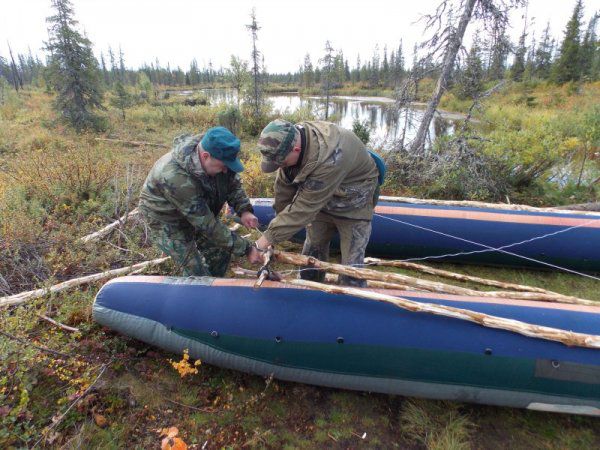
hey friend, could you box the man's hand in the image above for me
[240,211,259,229]
[247,245,264,264]
[255,235,271,251]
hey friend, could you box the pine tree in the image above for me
[552,0,584,84]
[45,0,104,130]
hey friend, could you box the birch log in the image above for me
[275,251,596,306]
[80,208,140,243]
[0,257,170,308]
[286,279,600,349]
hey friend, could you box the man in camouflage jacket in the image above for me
[254,119,379,286]
[139,127,262,277]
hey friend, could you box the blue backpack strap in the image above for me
[367,149,386,186]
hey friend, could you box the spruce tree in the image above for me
[45,0,104,130]
[580,13,598,80]
[487,22,510,80]
[458,40,484,99]
[552,0,584,84]
[320,40,334,119]
[534,23,555,79]
[511,29,527,81]
[302,53,314,88]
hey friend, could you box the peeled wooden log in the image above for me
[0,257,170,308]
[286,279,600,349]
[275,251,595,306]
[378,196,600,216]
[80,208,140,243]
[232,267,419,291]
[363,257,586,303]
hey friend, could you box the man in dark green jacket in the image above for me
[254,119,379,286]
[139,127,262,276]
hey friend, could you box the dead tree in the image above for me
[246,8,263,123]
[409,0,525,153]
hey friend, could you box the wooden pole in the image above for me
[363,257,588,304]
[285,279,600,349]
[232,266,418,291]
[0,257,170,308]
[275,251,596,306]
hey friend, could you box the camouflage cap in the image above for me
[256,119,296,173]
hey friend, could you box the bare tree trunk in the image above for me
[7,41,23,91]
[410,0,478,153]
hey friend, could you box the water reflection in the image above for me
[176,88,455,149]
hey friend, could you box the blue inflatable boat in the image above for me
[94,276,600,415]
[249,198,600,273]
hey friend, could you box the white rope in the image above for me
[372,213,600,282]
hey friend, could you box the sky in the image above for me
[0,0,594,73]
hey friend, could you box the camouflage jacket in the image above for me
[263,121,379,245]
[139,133,253,257]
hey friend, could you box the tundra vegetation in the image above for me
[0,0,599,447]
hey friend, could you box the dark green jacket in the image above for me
[139,133,252,257]
[263,121,379,244]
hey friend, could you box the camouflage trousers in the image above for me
[300,213,372,287]
[145,219,231,277]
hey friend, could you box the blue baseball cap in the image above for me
[200,127,244,173]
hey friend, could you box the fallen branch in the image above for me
[95,137,169,148]
[80,208,140,243]
[37,314,80,333]
[275,251,595,306]
[0,257,170,308]
[284,279,600,349]
[363,257,587,303]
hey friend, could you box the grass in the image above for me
[0,84,599,448]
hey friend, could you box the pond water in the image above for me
[172,88,456,149]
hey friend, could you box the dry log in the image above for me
[80,208,140,243]
[275,251,596,306]
[363,257,586,303]
[0,257,170,308]
[95,137,169,148]
[285,279,600,349]
[231,267,418,290]
[378,196,600,216]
